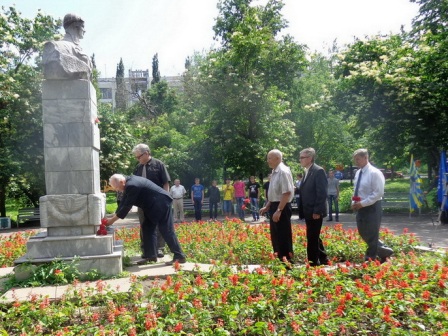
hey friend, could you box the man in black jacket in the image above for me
[133,143,170,258]
[298,147,329,267]
[105,174,186,265]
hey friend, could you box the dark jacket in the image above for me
[133,157,170,188]
[298,163,328,219]
[116,175,172,220]
[208,186,221,203]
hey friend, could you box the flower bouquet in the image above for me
[351,196,361,214]
[241,198,255,211]
[97,218,109,235]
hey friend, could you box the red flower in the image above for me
[101,218,108,225]
[241,205,247,210]
[352,196,361,202]
[174,322,183,332]
[97,224,108,235]
[244,198,251,204]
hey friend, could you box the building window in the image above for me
[100,88,112,99]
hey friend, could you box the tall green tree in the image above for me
[151,53,161,84]
[0,6,60,215]
[115,58,126,110]
[184,0,307,178]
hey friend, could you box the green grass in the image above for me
[105,192,119,214]
[338,177,437,213]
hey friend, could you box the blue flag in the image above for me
[438,150,448,211]
[409,155,424,212]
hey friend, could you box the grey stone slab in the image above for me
[42,80,95,100]
[44,123,94,148]
[40,194,105,229]
[44,147,70,171]
[24,234,114,258]
[48,226,96,236]
[93,123,100,150]
[43,123,70,147]
[45,171,97,194]
[42,99,92,124]
[68,122,94,147]
[66,147,95,171]
[44,147,97,172]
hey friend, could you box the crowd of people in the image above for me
[104,144,394,267]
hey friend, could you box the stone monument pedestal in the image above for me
[15,80,123,277]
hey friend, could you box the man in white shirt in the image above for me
[352,149,393,262]
[259,149,295,266]
[170,179,187,222]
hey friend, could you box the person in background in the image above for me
[233,177,246,220]
[352,148,394,263]
[170,179,186,223]
[208,180,221,220]
[247,176,261,222]
[263,174,271,221]
[222,178,235,217]
[259,150,295,266]
[327,170,340,222]
[133,143,170,258]
[298,147,329,267]
[294,173,303,210]
[191,178,205,221]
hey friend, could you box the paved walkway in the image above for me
[1,209,447,304]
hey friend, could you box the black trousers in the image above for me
[304,216,328,266]
[269,202,293,262]
[141,200,185,260]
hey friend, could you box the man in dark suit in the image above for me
[298,147,329,266]
[105,174,186,266]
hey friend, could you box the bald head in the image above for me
[267,149,283,169]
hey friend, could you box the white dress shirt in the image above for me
[354,163,385,207]
[170,185,186,199]
[268,162,294,202]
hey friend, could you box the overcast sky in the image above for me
[5,0,420,77]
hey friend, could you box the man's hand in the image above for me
[351,202,363,211]
[312,213,321,220]
[259,206,268,215]
[272,211,281,222]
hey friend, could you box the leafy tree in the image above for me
[0,6,60,215]
[183,0,307,179]
[98,104,135,180]
[115,58,126,110]
[290,52,358,173]
[151,53,161,84]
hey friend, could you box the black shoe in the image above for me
[327,219,333,222]
[320,259,330,266]
[335,217,339,221]
[136,257,157,265]
[165,258,187,265]
[157,249,165,258]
